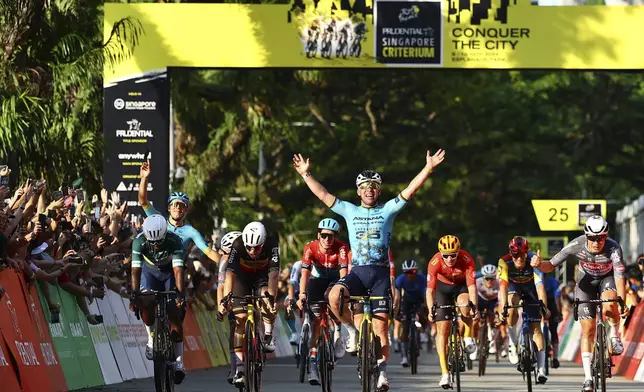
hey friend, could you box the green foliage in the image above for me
[0,0,141,195]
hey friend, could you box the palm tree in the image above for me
[0,0,142,193]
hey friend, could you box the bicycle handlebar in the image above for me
[217,291,274,319]
[430,301,475,320]
[502,300,547,319]
[573,297,626,322]
[338,288,390,317]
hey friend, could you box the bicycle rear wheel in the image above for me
[454,334,462,392]
[523,341,533,392]
[299,324,309,383]
[319,329,329,392]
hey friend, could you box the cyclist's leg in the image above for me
[323,279,346,357]
[575,272,599,385]
[370,266,392,388]
[138,266,164,357]
[599,274,623,354]
[486,300,498,352]
[257,274,277,352]
[505,285,521,364]
[456,285,475,354]
[166,269,187,381]
[329,270,366,352]
[231,275,251,383]
[434,281,456,384]
[548,301,560,365]
[398,298,411,364]
[306,277,329,377]
[524,288,546,379]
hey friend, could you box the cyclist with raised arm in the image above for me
[139,159,220,264]
[497,236,550,384]
[216,230,242,385]
[533,216,629,392]
[297,217,349,385]
[286,259,303,345]
[426,235,478,389]
[218,221,279,389]
[292,148,445,392]
[473,264,500,359]
[130,214,188,384]
[395,259,427,367]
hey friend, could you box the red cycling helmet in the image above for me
[509,236,529,253]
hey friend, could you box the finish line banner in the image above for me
[104,0,644,81]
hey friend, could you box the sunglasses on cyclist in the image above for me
[484,277,495,281]
[245,244,263,252]
[319,232,335,240]
[586,235,606,243]
[170,202,187,209]
[404,270,417,275]
[358,182,381,190]
[441,252,458,259]
[510,252,526,258]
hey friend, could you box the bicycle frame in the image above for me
[432,300,473,392]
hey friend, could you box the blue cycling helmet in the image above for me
[318,218,340,232]
[168,191,190,206]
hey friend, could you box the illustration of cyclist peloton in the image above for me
[304,18,367,59]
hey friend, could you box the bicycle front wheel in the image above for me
[244,321,255,392]
[360,321,370,392]
[597,324,607,392]
[153,316,174,392]
[410,324,418,374]
[478,322,488,377]
[320,332,332,392]
[543,323,550,376]
[299,324,309,383]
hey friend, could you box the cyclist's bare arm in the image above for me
[268,271,278,299]
[292,154,336,208]
[138,159,151,208]
[224,271,236,298]
[132,267,142,292]
[339,266,347,279]
[299,268,311,295]
[174,266,185,294]
[536,283,548,309]
[400,149,445,200]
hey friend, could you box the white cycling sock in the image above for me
[609,322,619,339]
[487,327,495,343]
[536,349,546,371]
[145,325,153,346]
[581,352,593,381]
[264,322,273,335]
[508,328,518,347]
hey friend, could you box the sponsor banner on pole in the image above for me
[107,291,148,379]
[97,292,135,381]
[616,303,644,376]
[103,70,170,217]
[182,308,211,371]
[87,301,123,385]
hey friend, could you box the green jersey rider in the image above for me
[130,214,188,384]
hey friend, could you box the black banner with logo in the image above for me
[103,71,169,217]
[375,0,443,66]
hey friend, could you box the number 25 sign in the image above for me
[531,200,606,232]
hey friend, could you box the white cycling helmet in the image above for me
[584,215,608,236]
[142,214,168,242]
[220,231,242,253]
[318,218,340,232]
[242,221,267,247]
[356,170,382,187]
[402,259,418,271]
[481,264,497,278]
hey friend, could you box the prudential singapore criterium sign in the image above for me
[375,0,443,66]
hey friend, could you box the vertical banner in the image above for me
[87,301,123,385]
[103,70,170,217]
[97,293,135,381]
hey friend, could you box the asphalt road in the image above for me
[84,351,642,392]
